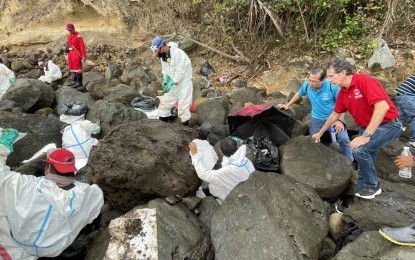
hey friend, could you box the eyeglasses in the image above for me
[308,79,320,84]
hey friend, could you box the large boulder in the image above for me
[228,87,263,106]
[56,87,96,115]
[85,100,146,137]
[195,99,227,126]
[0,111,64,168]
[87,120,200,211]
[343,179,415,229]
[2,78,54,112]
[211,172,328,259]
[103,84,141,106]
[368,39,396,70]
[279,136,353,200]
[104,199,213,259]
[333,231,415,259]
[120,63,152,85]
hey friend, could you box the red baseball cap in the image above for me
[66,23,75,30]
[45,148,77,173]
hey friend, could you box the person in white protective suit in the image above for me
[150,36,193,126]
[38,60,62,84]
[0,62,16,98]
[0,129,104,260]
[189,137,255,204]
[61,120,100,170]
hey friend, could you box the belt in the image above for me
[381,118,399,125]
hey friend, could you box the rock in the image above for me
[20,68,43,79]
[282,79,302,96]
[195,98,227,126]
[56,87,95,115]
[0,111,64,168]
[329,213,344,242]
[2,78,54,112]
[261,61,310,93]
[120,63,152,85]
[343,179,415,229]
[103,84,141,106]
[279,136,353,200]
[211,172,328,259]
[85,100,146,137]
[332,230,415,259]
[0,100,22,112]
[11,59,26,72]
[368,39,396,70]
[86,79,115,100]
[87,119,200,211]
[83,72,105,87]
[100,210,124,227]
[85,227,111,260]
[197,196,220,229]
[104,62,121,80]
[34,107,54,116]
[228,87,263,106]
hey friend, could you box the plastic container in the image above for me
[329,126,337,144]
[399,147,412,178]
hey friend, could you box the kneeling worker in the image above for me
[189,137,255,204]
[0,129,104,259]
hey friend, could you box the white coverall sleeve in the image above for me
[171,52,187,84]
[1,64,15,79]
[191,153,227,187]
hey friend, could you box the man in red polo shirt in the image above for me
[312,59,402,199]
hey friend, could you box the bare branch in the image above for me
[256,0,284,37]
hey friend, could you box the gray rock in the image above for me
[103,84,141,106]
[228,87,263,106]
[20,68,43,79]
[195,98,226,126]
[87,119,200,211]
[83,72,105,87]
[86,100,146,137]
[11,59,26,72]
[197,196,220,229]
[85,227,111,260]
[86,79,115,100]
[332,231,415,259]
[104,63,121,80]
[279,136,353,200]
[211,172,328,259]
[0,111,64,168]
[283,79,303,96]
[2,78,54,112]
[56,87,95,115]
[120,63,152,85]
[368,39,396,70]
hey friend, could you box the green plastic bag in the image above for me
[162,74,174,93]
[0,128,19,152]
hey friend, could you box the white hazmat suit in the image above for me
[0,145,104,259]
[0,63,15,98]
[38,60,62,83]
[190,141,255,204]
[158,42,193,122]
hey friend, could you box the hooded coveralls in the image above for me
[38,60,62,83]
[67,32,86,73]
[0,146,103,259]
[158,42,193,122]
[0,63,15,98]
[191,144,255,204]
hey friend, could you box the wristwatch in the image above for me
[362,130,372,137]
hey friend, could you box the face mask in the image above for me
[157,52,169,62]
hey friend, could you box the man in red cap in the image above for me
[0,131,103,259]
[66,23,86,90]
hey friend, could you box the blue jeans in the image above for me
[309,117,354,160]
[397,94,415,142]
[354,119,403,192]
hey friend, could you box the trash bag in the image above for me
[246,136,280,172]
[62,101,88,116]
[131,96,155,111]
[162,74,174,93]
[199,60,215,76]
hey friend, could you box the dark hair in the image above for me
[310,67,326,81]
[327,59,353,76]
[44,164,75,177]
[220,137,238,157]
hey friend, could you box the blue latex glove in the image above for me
[9,78,16,84]
[162,74,174,93]
[0,128,19,152]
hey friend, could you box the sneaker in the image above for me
[355,184,382,199]
[409,141,415,148]
[379,223,415,246]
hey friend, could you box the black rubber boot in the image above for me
[67,73,77,86]
[72,73,83,89]
[159,117,170,122]
[182,120,189,126]
[379,220,415,246]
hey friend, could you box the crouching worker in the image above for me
[38,60,62,84]
[189,137,255,204]
[0,129,104,259]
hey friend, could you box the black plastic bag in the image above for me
[246,136,280,172]
[131,96,155,111]
[199,60,215,76]
[62,101,88,116]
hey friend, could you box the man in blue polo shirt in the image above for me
[396,74,415,148]
[278,67,353,160]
